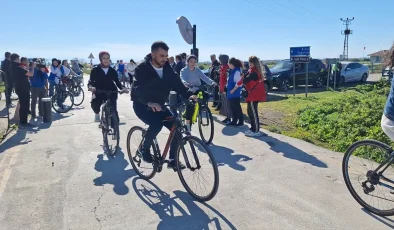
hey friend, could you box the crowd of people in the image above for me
[0,52,84,128]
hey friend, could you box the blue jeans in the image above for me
[48,80,55,97]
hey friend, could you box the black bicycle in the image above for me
[95,90,124,156]
[67,74,84,106]
[342,139,394,216]
[52,78,74,113]
[126,100,219,202]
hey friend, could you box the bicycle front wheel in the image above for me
[176,135,219,202]
[126,126,156,180]
[103,111,120,156]
[342,139,394,216]
[198,107,214,144]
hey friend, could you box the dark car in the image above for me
[243,61,273,94]
[270,59,327,91]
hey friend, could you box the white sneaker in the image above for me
[245,130,253,135]
[94,113,100,122]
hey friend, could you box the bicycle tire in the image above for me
[176,135,219,202]
[126,126,157,180]
[198,107,214,144]
[52,91,74,113]
[342,139,394,216]
[72,86,85,106]
[104,112,120,156]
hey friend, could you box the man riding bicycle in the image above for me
[180,54,217,131]
[131,41,196,169]
[88,51,128,122]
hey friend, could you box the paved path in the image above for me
[0,79,393,230]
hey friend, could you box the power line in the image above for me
[270,0,313,19]
[287,0,337,23]
[243,0,307,23]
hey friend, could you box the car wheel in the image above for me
[340,76,346,86]
[361,73,368,83]
[313,77,324,88]
[279,78,290,92]
[264,82,270,94]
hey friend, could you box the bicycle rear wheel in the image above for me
[126,126,156,180]
[103,111,120,156]
[342,139,394,216]
[198,107,214,144]
[176,135,219,202]
[72,86,84,106]
[52,91,74,113]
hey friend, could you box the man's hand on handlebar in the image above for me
[189,95,197,102]
[88,87,96,92]
[148,102,162,112]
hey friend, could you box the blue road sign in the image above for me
[290,46,310,57]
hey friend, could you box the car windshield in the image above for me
[271,60,293,70]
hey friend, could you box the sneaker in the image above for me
[167,160,186,171]
[246,131,263,137]
[245,130,253,135]
[236,122,244,126]
[221,118,231,123]
[138,148,153,163]
[94,113,100,122]
[226,122,237,126]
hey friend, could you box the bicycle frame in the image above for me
[369,151,394,189]
[149,111,201,172]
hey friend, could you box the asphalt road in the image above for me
[0,77,393,230]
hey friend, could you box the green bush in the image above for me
[294,80,392,157]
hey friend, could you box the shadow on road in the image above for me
[93,149,136,195]
[361,208,394,229]
[208,143,252,171]
[0,129,32,154]
[132,177,236,230]
[213,114,327,168]
[261,135,328,168]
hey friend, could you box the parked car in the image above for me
[271,59,327,91]
[331,62,369,85]
[243,61,273,94]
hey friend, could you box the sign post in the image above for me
[290,46,311,97]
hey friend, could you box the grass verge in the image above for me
[211,81,391,157]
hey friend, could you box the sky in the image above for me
[1,0,394,63]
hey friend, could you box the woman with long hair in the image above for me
[381,43,394,141]
[243,56,266,137]
[218,54,232,123]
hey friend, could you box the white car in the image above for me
[334,62,369,84]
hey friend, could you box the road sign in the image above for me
[88,53,95,59]
[290,46,310,57]
[290,56,310,62]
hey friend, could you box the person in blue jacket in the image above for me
[30,64,48,118]
[226,57,244,126]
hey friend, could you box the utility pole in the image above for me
[340,17,354,61]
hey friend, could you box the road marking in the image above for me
[0,146,20,198]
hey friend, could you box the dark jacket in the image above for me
[88,66,123,98]
[1,59,12,85]
[175,61,185,76]
[209,60,220,82]
[11,62,29,91]
[132,54,193,105]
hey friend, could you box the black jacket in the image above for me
[88,66,123,96]
[1,59,12,84]
[132,54,193,105]
[209,60,220,82]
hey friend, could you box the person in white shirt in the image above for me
[127,59,137,85]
